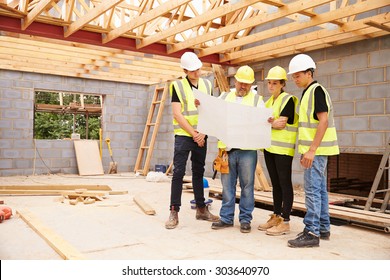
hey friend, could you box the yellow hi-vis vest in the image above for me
[170,77,212,137]
[217,90,264,150]
[298,83,339,156]
[265,92,298,157]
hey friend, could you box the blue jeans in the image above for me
[303,155,330,236]
[220,149,257,224]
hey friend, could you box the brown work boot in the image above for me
[266,221,290,236]
[165,207,179,229]
[196,205,219,222]
[258,214,282,231]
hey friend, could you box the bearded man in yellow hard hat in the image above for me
[211,65,265,233]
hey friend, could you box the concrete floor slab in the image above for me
[0,173,389,262]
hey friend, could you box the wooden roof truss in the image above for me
[0,0,388,84]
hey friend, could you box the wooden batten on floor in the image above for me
[0,185,112,191]
[17,208,86,260]
[0,184,113,196]
[133,195,156,215]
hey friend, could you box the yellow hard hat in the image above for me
[234,65,255,84]
[265,66,288,81]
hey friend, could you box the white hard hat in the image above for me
[180,52,202,71]
[288,54,316,75]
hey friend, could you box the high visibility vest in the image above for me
[217,90,264,150]
[298,83,339,155]
[170,78,212,137]
[265,92,298,157]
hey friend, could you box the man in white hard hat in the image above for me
[287,54,339,248]
[165,52,219,229]
[211,65,264,233]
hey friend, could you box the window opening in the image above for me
[34,90,102,140]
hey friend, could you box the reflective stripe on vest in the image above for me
[171,78,211,136]
[298,83,339,155]
[264,92,298,156]
[217,91,264,150]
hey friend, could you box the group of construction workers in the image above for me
[165,51,339,249]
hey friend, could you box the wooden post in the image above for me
[256,163,272,192]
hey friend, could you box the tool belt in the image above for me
[212,149,229,179]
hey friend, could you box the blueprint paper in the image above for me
[194,89,272,149]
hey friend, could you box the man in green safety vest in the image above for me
[165,52,219,229]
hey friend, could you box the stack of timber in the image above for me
[0,184,120,196]
[209,183,390,233]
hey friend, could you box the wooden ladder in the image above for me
[134,83,169,175]
[364,138,390,212]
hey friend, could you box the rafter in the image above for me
[168,0,333,55]
[230,13,390,64]
[21,0,52,30]
[201,0,389,59]
[365,20,390,33]
[0,0,387,81]
[64,0,123,37]
[102,0,191,44]
[138,0,262,50]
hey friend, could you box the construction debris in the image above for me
[16,208,86,260]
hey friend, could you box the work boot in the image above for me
[165,207,179,229]
[211,220,233,230]
[258,214,282,231]
[287,229,319,248]
[196,205,219,222]
[320,231,331,240]
[266,221,290,236]
[240,223,251,233]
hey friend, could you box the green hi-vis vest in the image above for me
[170,77,212,137]
[217,90,264,150]
[298,83,339,156]
[264,92,298,157]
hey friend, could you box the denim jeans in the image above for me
[303,155,330,236]
[170,135,207,211]
[220,149,257,224]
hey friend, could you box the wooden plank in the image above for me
[74,140,104,176]
[0,190,79,196]
[212,64,230,93]
[165,162,173,175]
[256,163,272,192]
[209,184,390,230]
[133,196,156,215]
[254,172,262,191]
[17,208,86,260]
[0,185,112,191]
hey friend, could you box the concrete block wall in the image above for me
[1,36,388,181]
[0,70,151,176]
[255,35,390,186]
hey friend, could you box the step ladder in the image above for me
[134,83,169,175]
[364,138,390,212]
